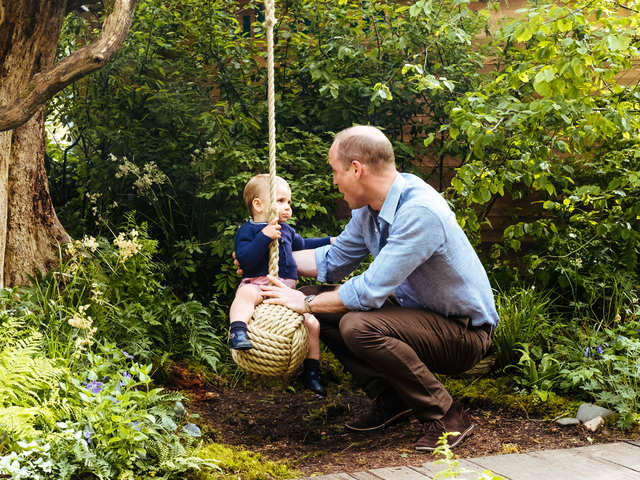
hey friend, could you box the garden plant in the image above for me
[0,0,639,477]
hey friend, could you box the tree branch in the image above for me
[0,0,139,132]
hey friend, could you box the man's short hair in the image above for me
[242,173,286,216]
[333,125,395,172]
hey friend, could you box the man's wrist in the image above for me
[304,294,316,314]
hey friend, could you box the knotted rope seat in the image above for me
[231,0,309,377]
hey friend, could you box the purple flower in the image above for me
[584,347,590,357]
[122,350,134,360]
[596,344,604,355]
[130,420,141,431]
[83,425,93,441]
[86,380,103,394]
[122,371,132,380]
[115,381,122,395]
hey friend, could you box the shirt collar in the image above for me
[377,173,404,225]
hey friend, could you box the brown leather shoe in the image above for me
[345,390,413,432]
[414,402,474,451]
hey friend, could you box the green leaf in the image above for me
[515,25,533,42]
[423,132,435,148]
[557,17,573,32]
[607,34,630,52]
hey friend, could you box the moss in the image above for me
[442,376,582,418]
[192,442,299,480]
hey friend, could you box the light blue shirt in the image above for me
[315,173,499,328]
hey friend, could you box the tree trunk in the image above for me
[0,0,70,286]
[0,0,137,286]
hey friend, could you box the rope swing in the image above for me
[231,0,310,376]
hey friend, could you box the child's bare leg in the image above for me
[303,313,321,360]
[229,285,262,350]
[229,284,263,325]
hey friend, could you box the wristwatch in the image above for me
[304,294,316,314]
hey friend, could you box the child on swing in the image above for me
[229,174,331,396]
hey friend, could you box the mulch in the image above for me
[170,365,639,477]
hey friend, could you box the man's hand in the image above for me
[232,251,243,276]
[261,275,306,314]
[262,219,281,240]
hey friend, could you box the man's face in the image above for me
[329,143,364,209]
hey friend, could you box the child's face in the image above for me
[252,180,293,223]
[274,181,292,223]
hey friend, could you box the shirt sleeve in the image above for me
[291,233,331,250]
[316,211,370,283]
[235,225,273,272]
[338,205,446,310]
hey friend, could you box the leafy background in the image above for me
[3,0,639,477]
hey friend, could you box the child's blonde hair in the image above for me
[242,174,287,216]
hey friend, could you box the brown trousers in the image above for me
[303,286,492,420]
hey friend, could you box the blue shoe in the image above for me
[229,329,252,350]
[302,367,326,397]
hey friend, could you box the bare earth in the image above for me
[175,367,639,477]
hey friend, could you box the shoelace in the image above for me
[423,418,447,438]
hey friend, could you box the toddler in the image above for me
[229,174,331,396]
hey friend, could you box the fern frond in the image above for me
[0,406,41,439]
[171,301,224,371]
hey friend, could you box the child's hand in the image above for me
[262,219,281,240]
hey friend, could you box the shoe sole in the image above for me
[229,344,252,350]
[345,408,413,432]
[414,423,475,452]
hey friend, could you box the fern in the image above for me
[0,331,62,407]
[0,406,41,440]
[171,301,224,371]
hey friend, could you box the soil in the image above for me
[172,366,639,478]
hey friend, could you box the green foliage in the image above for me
[493,286,554,368]
[443,377,581,419]
[431,432,503,479]
[192,443,297,480]
[581,332,640,428]
[0,320,218,479]
[10,223,224,371]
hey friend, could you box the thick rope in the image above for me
[264,0,279,277]
[230,1,309,377]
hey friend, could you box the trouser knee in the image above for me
[339,312,375,354]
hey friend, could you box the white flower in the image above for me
[114,232,141,261]
[81,235,99,252]
[68,311,92,330]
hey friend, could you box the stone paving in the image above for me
[305,441,640,480]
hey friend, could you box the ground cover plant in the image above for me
[2,0,639,476]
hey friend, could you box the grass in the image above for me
[443,376,582,419]
[193,443,299,480]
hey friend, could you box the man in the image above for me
[260,125,499,451]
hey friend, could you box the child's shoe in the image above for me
[228,327,252,350]
[302,359,326,397]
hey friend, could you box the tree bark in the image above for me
[0,0,137,286]
[0,0,139,132]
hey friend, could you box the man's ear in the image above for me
[351,160,364,177]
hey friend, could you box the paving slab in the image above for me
[574,442,640,472]
[528,444,640,479]
[299,442,640,480]
[412,459,493,479]
[307,474,358,480]
[368,466,430,480]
